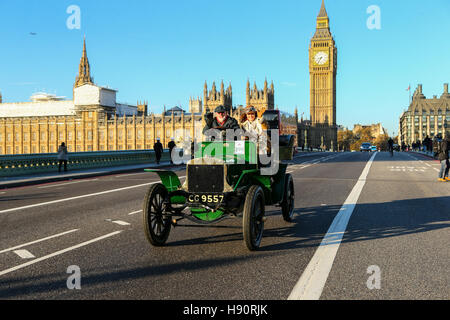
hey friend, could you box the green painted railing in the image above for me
[0,150,173,177]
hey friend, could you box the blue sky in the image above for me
[0,0,449,136]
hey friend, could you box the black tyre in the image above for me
[281,174,295,222]
[243,185,265,251]
[143,183,171,246]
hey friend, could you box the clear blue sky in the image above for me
[1,0,449,136]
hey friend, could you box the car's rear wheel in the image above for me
[281,174,295,222]
[143,183,171,246]
[243,185,265,251]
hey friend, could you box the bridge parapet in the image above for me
[0,150,172,178]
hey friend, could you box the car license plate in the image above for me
[188,194,224,204]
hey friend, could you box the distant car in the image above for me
[393,144,400,152]
[360,143,372,152]
[370,146,377,152]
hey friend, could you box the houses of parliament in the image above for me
[0,0,337,155]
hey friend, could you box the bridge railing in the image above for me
[0,150,174,178]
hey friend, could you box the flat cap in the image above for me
[214,105,227,113]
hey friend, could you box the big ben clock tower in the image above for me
[309,0,337,150]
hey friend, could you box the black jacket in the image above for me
[153,142,164,155]
[202,114,240,136]
[168,141,176,151]
[437,139,449,161]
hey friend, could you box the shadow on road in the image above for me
[0,196,448,299]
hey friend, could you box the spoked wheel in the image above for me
[243,185,265,251]
[281,174,295,222]
[143,183,171,246]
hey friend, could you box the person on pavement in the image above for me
[153,138,164,165]
[168,137,176,164]
[436,134,449,182]
[57,142,69,172]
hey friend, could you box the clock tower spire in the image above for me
[309,0,338,150]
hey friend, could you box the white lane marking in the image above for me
[115,173,145,178]
[38,179,98,189]
[0,192,5,194]
[0,231,122,277]
[0,177,186,215]
[0,229,79,254]
[111,220,131,226]
[288,152,377,300]
[128,210,142,216]
[13,249,36,259]
[289,153,346,171]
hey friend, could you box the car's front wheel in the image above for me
[243,185,265,251]
[143,183,171,246]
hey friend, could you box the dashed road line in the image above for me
[128,210,142,216]
[13,249,35,259]
[109,220,131,226]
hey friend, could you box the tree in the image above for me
[338,130,355,151]
[374,134,390,151]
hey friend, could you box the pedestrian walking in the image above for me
[153,138,164,165]
[435,134,449,182]
[168,137,176,164]
[57,142,69,172]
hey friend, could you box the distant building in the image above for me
[308,0,338,151]
[399,84,450,146]
[353,123,387,138]
[0,38,204,154]
[0,38,286,155]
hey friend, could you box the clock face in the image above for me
[314,51,329,65]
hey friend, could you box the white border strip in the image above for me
[0,229,79,254]
[0,176,186,216]
[0,231,121,277]
[288,152,377,300]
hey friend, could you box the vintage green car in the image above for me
[143,139,295,251]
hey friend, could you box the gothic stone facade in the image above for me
[0,39,285,155]
[399,84,450,147]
